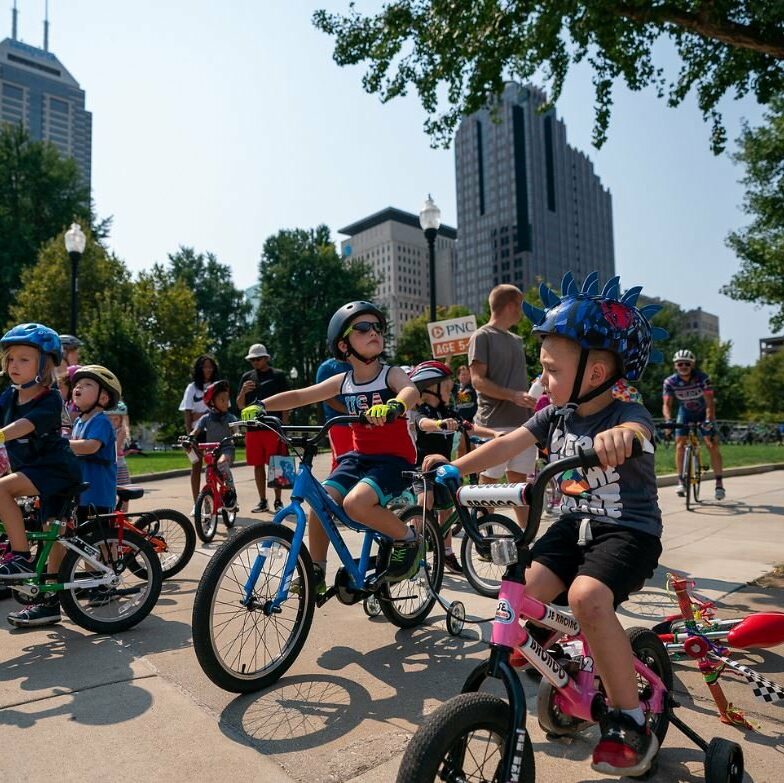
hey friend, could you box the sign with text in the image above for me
[427,315,477,358]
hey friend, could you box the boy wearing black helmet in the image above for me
[424,273,667,778]
[256,301,422,590]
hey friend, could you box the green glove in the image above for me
[241,403,266,421]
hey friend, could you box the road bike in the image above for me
[2,483,162,633]
[179,435,240,542]
[396,446,744,783]
[191,414,444,693]
[664,420,710,510]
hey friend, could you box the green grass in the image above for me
[654,443,783,475]
[127,448,247,476]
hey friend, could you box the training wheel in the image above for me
[363,594,381,618]
[704,737,744,783]
[447,601,466,636]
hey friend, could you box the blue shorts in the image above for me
[675,409,711,437]
[324,452,414,506]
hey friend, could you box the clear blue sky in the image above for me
[10,1,778,365]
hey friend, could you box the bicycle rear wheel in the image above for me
[192,523,315,693]
[396,692,533,783]
[58,529,162,633]
[380,507,444,628]
[462,513,520,598]
[134,508,196,579]
[194,489,219,542]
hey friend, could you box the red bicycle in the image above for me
[180,436,239,543]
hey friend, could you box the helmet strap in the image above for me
[343,336,381,365]
[568,348,622,407]
[14,377,41,390]
[422,387,446,406]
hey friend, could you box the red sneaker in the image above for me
[591,710,658,776]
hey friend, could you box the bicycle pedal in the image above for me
[316,586,336,608]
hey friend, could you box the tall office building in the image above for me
[1,7,92,186]
[454,82,614,314]
[339,207,457,352]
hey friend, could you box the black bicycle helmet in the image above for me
[326,301,386,360]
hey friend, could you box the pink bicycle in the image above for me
[397,446,743,783]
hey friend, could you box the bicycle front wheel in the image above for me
[396,692,533,783]
[58,529,162,634]
[381,506,444,628]
[683,445,693,511]
[691,448,702,503]
[462,513,520,598]
[134,508,196,579]
[192,523,315,693]
[194,489,219,542]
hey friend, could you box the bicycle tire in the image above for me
[222,508,237,528]
[134,508,196,579]
[380,506,444,628]
[692,448,702,503]
[627,626,672,748]
[683,445,693,511]
[58,528,162,633]
[194,488,219,543]
[192,523,315,693]
[461,513,521,598]
[396,692,534,783]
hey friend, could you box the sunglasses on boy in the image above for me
[343,321,384,337]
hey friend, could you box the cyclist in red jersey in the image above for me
[254,302,422,592]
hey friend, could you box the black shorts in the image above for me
[531,516,662,607]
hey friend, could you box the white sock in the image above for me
[621,706,645,727]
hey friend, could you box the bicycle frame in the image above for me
[237,417,390,611]
[194,441,231,511]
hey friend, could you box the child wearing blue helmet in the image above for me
[0,324,82,585]
[424,273,667,777]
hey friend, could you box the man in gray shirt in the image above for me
[468,285,538,525]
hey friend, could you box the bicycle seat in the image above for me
[117,485,145,502]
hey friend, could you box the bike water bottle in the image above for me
[0,431,10,476]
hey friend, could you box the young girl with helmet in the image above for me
[408,360,497,574]
[190,380,239,510]
[106,400,132,501]
[254,301,422,591]
[423,272,668,778]
[0,324,82,588]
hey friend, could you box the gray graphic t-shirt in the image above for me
[524,400,662,537]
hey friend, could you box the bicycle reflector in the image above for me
[491,538,518,566]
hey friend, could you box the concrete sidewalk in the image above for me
[1,464,783,781]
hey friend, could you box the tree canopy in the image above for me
[257,225,377,387]
[313,1,784,151]
[0,124,91,326]
[723,94,784,332]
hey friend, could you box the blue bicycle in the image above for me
[191,415,445,693]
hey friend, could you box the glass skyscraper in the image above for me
[454,82,614,314]
[0,36,92,187]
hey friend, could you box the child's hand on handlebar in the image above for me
[422,454,450,472]
[593,426,645,468]
[437,418,459,432]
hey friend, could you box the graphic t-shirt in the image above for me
[662,370,712,415]
[178,382,209,416]
[452,383,478,422]
[409,401,462,465]
[524,401,661,537]
[71,412,117,508]
[338,365,416,463]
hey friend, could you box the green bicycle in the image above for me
[1,483,162,633]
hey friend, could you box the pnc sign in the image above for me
[427,315,477,358]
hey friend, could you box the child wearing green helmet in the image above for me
[423,273,668,778]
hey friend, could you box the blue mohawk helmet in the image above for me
[523,272,668,406]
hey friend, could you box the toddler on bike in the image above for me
[408,360,496,574]
[0,325,82,589]
[253,301,422,590]
[191,380,239,510]
[424,272,666,777]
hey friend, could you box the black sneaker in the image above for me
[443,552,463,575]
[0,553,35,580]
[8,599,61,627]
[222,489,238,511]
[251,500,269,514]
[273,499,284,512]
[592,709,658,776]
[385,534,424,582]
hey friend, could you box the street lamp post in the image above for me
[64,222,86,335]
[419,195,442,323]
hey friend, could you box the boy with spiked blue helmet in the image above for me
[423,272,668,777]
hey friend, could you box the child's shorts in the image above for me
[324,453,414,506]
[531,516,662,607]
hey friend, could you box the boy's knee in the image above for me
[342,493,368,520]
[568,581,614,625]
